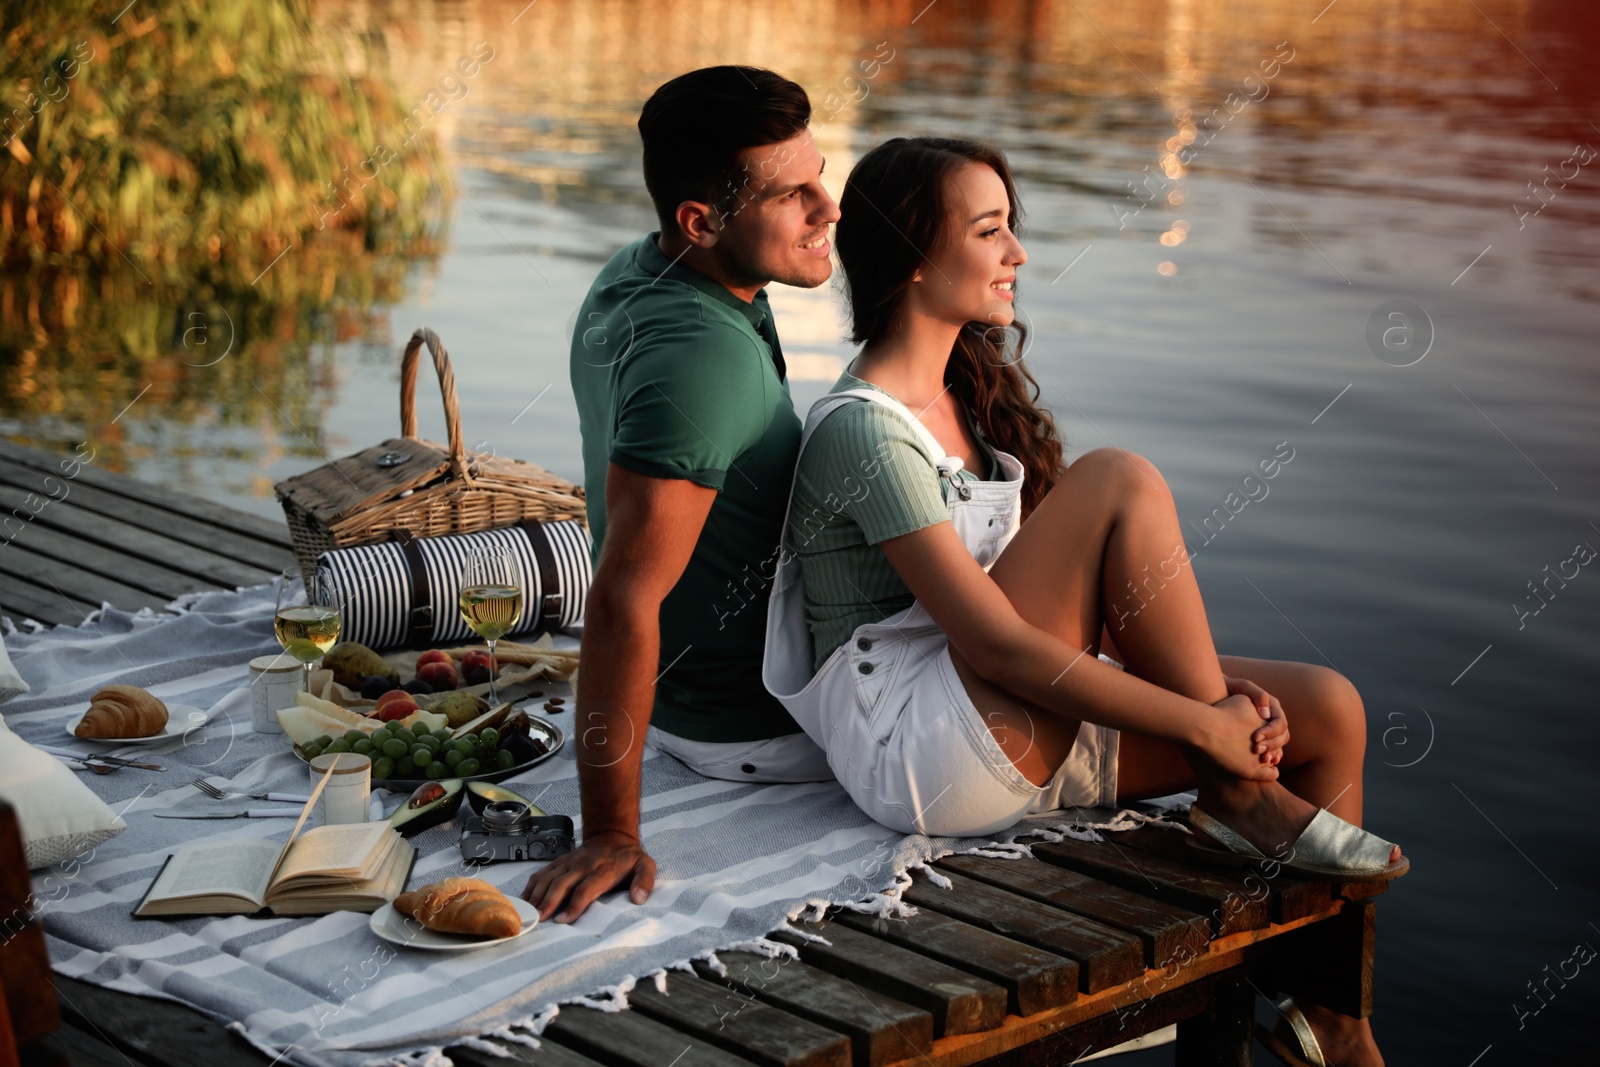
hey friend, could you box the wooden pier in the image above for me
[8,812,1385,1067]
[0,438,294,628]
[0,439,1386,1066]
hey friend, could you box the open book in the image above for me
[135,768,415,918]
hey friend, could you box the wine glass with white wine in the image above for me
[275,566,342,693]
[459,546,522,706]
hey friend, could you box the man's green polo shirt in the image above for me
[570,232,802,743]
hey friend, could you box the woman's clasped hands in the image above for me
[1203,676,1289,781]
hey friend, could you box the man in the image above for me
[522,67,841,923]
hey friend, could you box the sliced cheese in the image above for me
[402,709,448,732]
[293,691,370,726]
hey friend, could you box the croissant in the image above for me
[75,685,168,739]
[394,878,521,939]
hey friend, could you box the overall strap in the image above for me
[775,389,964,555]
[805,388,960,473]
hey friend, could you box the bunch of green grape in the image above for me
[301,725,517,781]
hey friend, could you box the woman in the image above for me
[762,137,1405,1066]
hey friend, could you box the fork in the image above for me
[190,777,311,804]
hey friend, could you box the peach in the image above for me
[376,700,418,722]
[375,689,414,712]
[417,660,458,689]
[417,649,452,669]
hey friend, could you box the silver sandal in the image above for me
[1255,996,1326,1067]
[1185,804,1409,882]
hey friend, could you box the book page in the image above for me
[274,823,393,885]
[270,839,415,916]
[146,839,282,905]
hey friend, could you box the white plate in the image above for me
[63,704,209,745]
[368,896,539,952]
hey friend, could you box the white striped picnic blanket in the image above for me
[1,584,1182,1067]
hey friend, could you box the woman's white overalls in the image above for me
[762,389,1121,837]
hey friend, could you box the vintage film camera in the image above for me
[460,800,574,864]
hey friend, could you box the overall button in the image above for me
[856,637,874,651]
[858,661,875,675]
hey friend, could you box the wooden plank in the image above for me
[902,870,1143,995]
[1031,839,1268,937]
[1271,898,1376,1018]
[20,1023,131,1067]
[1107,825,1332,924]
[770,919,1006,1037]
[0,486,279,591]
[0,575,95,628]
[1174,972,1253,1066]
[0,539,171,615]
[935,855,1210,969]
[697,950,933,1067]
[0,440,292,548]
[628,970,849,1067]
[0,465,294,572]
[944,982,1207,1067]
[881,902,1347,1067]
[0,517,221,600]
[544,1004,760,1067]
[448,1037,610,1067]
[832,910,1077,1017]
[48,975,273,1067]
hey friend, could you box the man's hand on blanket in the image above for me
[1224,676,1287,765]
[520,829,656,923]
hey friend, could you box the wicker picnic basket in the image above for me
[274,327,586,576]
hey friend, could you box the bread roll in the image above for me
[394,877,521,939]
[75,685,168,739]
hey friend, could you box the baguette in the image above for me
[394,877,521,939]
[75,685,168,739]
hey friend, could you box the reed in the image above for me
[0,0,449,288]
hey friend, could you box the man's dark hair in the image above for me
[638,66,810,235]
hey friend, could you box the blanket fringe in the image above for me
[452,1036,513,1058]
[564,973,636,1013]
[522,1005,559,1037]
[718,936,799,960]
[775,917,832,945]
[365,1046,451,1067]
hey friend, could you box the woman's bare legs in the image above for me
[947,447,1325,852]
[1118,656,1385,1066]
[945,446,1389,1065]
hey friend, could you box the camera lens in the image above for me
[481,800,534,833]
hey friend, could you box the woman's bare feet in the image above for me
[1293,1001,1385,1067]
[1195,777,1404,866]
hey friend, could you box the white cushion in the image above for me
[0,631,26,703]
[0,716,125,868]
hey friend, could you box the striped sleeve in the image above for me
[805,401,949,545]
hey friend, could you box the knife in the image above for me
[154,808,305,819]
[36,744,164,771]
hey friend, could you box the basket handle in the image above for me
[399,327,468,476]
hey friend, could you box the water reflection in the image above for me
[3,0,1599,1060]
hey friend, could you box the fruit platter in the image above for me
[274,639,575,791]
[319,642,579,709]
[282,692,564,791]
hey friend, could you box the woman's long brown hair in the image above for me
[834,137,1065,516]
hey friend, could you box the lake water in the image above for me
[6,0,1599,1059]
